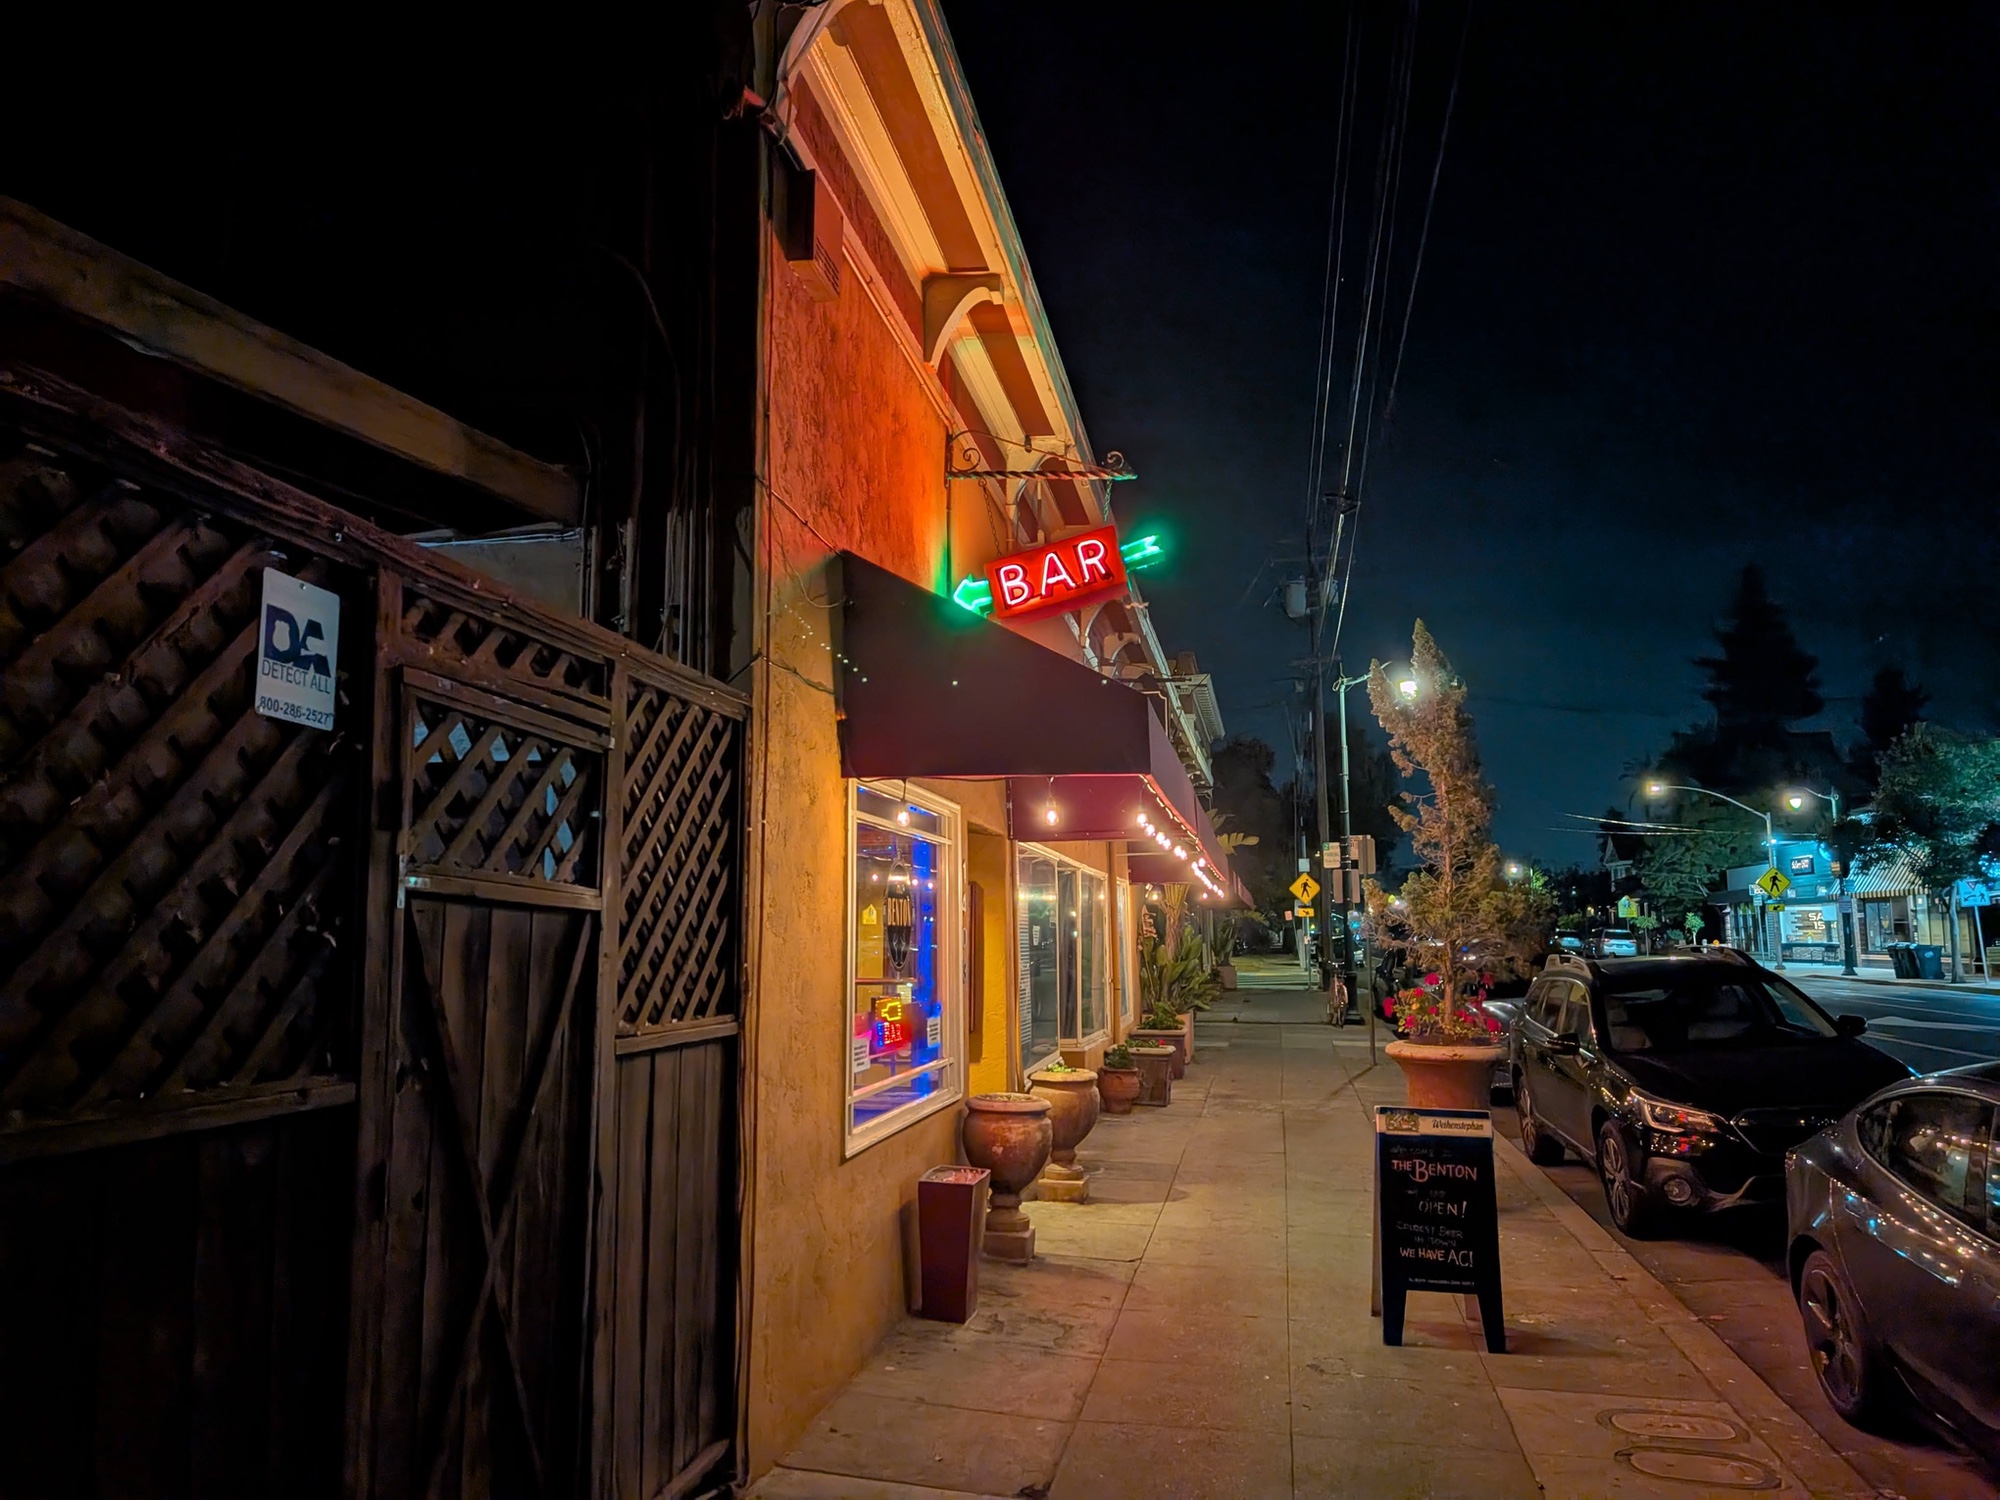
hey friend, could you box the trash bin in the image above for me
[917,1166,989,1323]
[1886,942,1916,978]
[1914,944,1945,980]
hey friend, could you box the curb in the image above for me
[1491,1130,1882,1500]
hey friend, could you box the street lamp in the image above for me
[1396,674,1418,699]
[1646,781,1784,969]
[1505,861,1524,880]
[1786,786,1855,976]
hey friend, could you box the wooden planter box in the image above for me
[1129,1045,1174,1106]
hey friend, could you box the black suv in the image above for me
[1511,952,1909,1235]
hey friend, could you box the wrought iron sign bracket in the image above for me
[945,430,1136,484]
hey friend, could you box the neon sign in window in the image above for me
[849,784,961,1151]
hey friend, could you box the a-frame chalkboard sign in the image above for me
[1372,1106,1506,1353]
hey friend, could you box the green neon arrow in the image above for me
[952,575,994,615]
[1120,534,1164,569]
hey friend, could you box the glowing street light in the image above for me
[1644,778,1785,969]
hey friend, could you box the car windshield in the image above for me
[1600,969,1839,1053]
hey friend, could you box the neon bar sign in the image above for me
[952,531,1164,618]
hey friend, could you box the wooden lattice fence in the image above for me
[0,367,747,1500]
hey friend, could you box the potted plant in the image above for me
[1367,624,1553,1112]
[960,1093,1052,1262]
[1214,916,1240,991]
[1133,1001,1189,1079]
[1097,1043,1142,1114]
[1135,924,1219,1075]
[1126,1041,1175,1106]
[1028,1062,1101,1199]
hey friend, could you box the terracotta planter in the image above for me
[1218,964,1238,991]
[1179,1010,1196,1065]
[1385,1041,1507,1111]
[1028,1068,1101,1175]
[1097,1065,1141,1115]
[1129,1043,1174,1106]
[1133,1027,1186,1079]
[961,1093,1053,1261]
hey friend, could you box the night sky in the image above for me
[944,2,1998,863]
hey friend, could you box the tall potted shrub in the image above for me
[1368,623,1552,1109]
[1213,916,1240,991]
[1135,930,1218,1076]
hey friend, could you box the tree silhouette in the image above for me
[1694,564,1823,733]
[1208,736,1292,922]
[1849,665,1929,787]
[1661,565,1838,798]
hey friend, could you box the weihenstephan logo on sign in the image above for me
[256,568,340,730]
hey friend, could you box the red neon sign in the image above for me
[983,524,1129,621]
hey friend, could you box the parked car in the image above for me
[1478,976,1533,1100]
[1785,1063,2000,1470]
[1511,952,1909,1235]
[1596,929,1640,957]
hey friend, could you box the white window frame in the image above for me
[1116,876,1136,1028]
[845,780,965,1157]
[1018,842,1112,1052]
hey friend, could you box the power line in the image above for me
[1383,0,1473,425]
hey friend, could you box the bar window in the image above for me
[1017,845,1110,1054]
[848,782,962,1153]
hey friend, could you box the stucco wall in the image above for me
[747,68,1125,1474]
[746,168,969,1467]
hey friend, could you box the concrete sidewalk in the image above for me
[755,1016,1880,1498]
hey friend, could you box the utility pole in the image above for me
[1311,649,1333,996]
[1304,490,1360,1006]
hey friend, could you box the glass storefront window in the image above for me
[1018,854,1060,1068]
[848,782,961,1152]
[1017,845,1109,1052]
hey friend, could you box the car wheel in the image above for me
[1798,1249,1879,1424]
[1517,1077,1565,1165]
[1597,1120,1655,1237]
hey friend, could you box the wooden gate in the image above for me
[0,368,747,1500]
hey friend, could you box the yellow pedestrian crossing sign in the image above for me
[1289,872,1321,905]
[1755,867,1791,900]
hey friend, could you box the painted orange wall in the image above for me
[744,90,1014,1474]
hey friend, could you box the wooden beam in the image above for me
[0,196,580,525]
[0,1078,356,1164]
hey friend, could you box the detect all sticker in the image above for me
[256,568,340,730]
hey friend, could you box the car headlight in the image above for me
[1632,1092,1723,1136]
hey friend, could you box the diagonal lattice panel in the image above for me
[616,674,740,1033]
[0,430,359,1124]
[399,589,606,707]
[406,696,601,888]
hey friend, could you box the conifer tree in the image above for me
[1694,564,1823,734]
[1849,665,1929,786]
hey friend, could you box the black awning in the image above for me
[834,552,1230,892]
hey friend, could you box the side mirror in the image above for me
[1835,1014,1867,1038]
[1547,1033,1581,1057]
